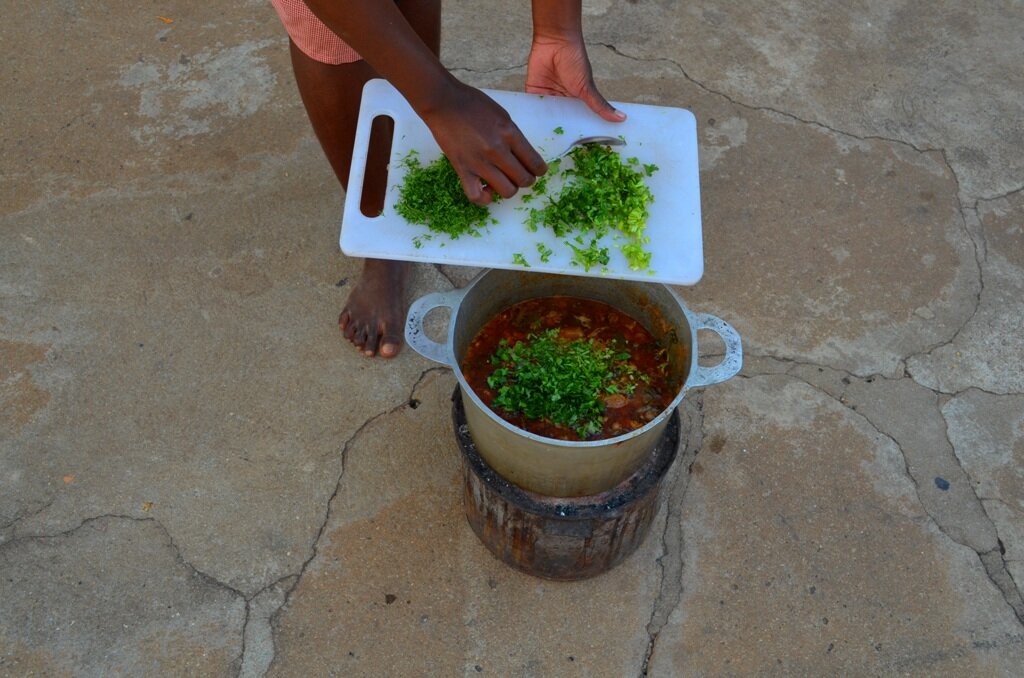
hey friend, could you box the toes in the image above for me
[353,325,370,350]
[363,328,384,358]
[343,320,365,348]
[338,304,404,359]
[378,334,402,359]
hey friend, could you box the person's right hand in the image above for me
[417,81,548,205]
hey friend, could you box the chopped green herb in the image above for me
[554,126,565,135]
[486,329,645,438]
[512,252,530,267]
[522,143,657,271]
[536,242,553,263]
[395,151,492,240]
[530,179,546,197]
[566,238,610,271]
[620,241,652,270]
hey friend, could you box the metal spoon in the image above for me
[551,135,625,161]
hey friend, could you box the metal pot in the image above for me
[406,269,741,497]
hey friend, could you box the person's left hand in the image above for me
[526,36,626,123]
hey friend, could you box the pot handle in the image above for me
[688,313,743,389]
[404,288,464,365]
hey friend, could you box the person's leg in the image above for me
[289,46,407,358]
[287,0,441,358]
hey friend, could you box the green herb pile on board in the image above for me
[394,151,492,244]
[486,329,648,438]
[525,143,658,271]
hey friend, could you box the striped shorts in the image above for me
[269,0,362,65]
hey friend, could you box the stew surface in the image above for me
[461,296,678,441]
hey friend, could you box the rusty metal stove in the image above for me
[453,387,680,581]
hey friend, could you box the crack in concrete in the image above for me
[750,367,1024,627]
[979,496,1023,511]
[639,636,656,677]
[238,577,295,678]
[0,513,152,551]
[903,212,986,377]
[639,396,705,677]
[764,372,942,532]
[449,61,528,76]
[247,573,300,608]
[596,44,950,159]
[964,201,990,264]
[981,547,1024,625]
[978,184,1024,204]
[0,512,251,675]
[6,512,248,599]
[599,42,1022,204]
[741,351,882,386]
[742,353,1024,618]
[236,599,252,678]
[597,44,994,386]
[0,496,57,535]
[0,511,252,660]
[432,263,458,288]
[259,366,449,677]
[934,401,1024,624]
[150,518,249,601]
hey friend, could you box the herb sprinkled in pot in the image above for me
[461,296,678,441]
[486,328,650,439]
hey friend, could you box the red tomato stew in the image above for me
[461,296,681,441]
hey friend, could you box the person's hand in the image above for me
[526,36,626,123]
[417,81,547,206]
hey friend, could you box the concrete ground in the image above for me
[2,0,1022,675]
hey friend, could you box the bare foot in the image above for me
[338,259,410,358]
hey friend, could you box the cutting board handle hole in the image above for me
[358,114,395,218]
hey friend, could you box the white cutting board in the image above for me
[340,79,703,285]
